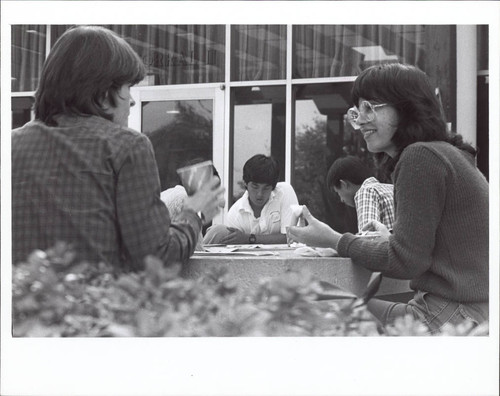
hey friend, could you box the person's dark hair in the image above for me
[243,154,280,189]
[35,25,146,126]
[326,156,375,191]
[351,63,476,172]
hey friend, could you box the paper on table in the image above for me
[202,246,239,254]
[226,244,297,250]
[225,244,262,249]
[194,250,277,256]
[198,245,279,256]
[294,246,338,257]
[197,244,292,255]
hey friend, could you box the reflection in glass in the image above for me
[231,86,286,204]
[293,82,379,233]
[11,25,47,92]
[142,100,213,191]
[293,25,426,79]
[51,25,225,85]
[231,25,286,81]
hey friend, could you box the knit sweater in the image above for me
[337,141,489,303]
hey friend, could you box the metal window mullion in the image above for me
[456,25,477,147]
[229,79,287,87]
[40,25,51,120]
[222,23,231,221]
[285,24,293,183]
[291,76,357,85]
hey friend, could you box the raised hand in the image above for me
[286,206,341,249]
[183,176,225,223]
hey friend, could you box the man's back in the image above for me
[12,115,200,270]
[12,115,141,268]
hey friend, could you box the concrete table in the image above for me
[182,245,412,301]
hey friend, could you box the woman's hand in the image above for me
[360,220,391,238]
[183,176,225,223]
[286,206,341,248]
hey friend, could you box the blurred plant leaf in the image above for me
[12,245,487,338]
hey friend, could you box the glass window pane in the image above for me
[142,99,213,191]
[11,25,47,92]
[50,25,71,46]
[12,97,35,128]
[230,85,286,204]
[51,25,225,85]
[477,25,488,71]
[293,25,457,142]
[293,82,382,233]
[231,25,286,81]
[293,25,427,78]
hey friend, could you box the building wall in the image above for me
[11,24,488,228]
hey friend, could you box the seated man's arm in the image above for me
[212,227,287,245]
[202,200,249,245]
[241,182,297,244]
[214,184,298,245]
[221,202,288,244]
[116,134,201,269]
[248,233,287,244]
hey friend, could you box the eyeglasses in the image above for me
[346,101,388,130]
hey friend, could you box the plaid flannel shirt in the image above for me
[354,177,395,233]
[12,115,201,271]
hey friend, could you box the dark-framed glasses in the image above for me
[346,101,388,130]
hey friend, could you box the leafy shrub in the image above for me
[12,243,488,337]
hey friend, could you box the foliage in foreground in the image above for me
[12,243,488,337]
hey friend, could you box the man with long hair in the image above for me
[12,26,224,271]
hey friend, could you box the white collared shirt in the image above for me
[226,182,299,234]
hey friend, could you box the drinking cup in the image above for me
[176,160,214,196]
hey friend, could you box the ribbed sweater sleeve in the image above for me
[338,144,444,277]
[337,142,489,302]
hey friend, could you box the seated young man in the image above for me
[327,156,395,233]
[203,154,299,245]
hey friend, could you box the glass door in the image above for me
[129,85,226,223]
[230,85,286,206]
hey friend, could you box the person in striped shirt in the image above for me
[327,155,394,233]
